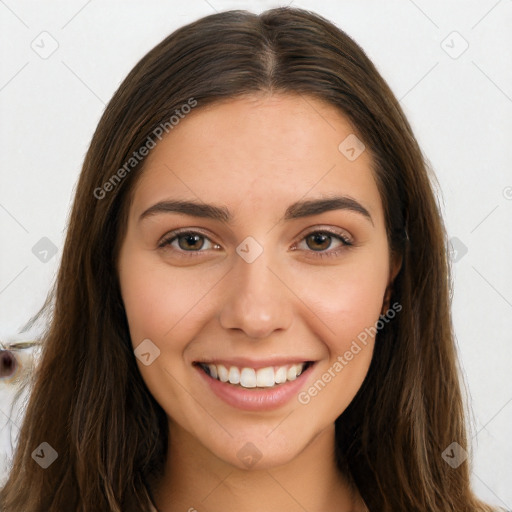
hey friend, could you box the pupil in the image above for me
[307,233,331,251]
[179,234,204,251]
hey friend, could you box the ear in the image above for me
[381,252,402,314]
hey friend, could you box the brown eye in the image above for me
[305,232,333,251]
[177,233,205,251]
[158,230,219,254]
[293,229,353,259]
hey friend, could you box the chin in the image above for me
[204,425,313,472]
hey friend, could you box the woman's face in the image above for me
[118,93,398,470]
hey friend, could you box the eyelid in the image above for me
[291,225,353,246]
[157,227,217,249]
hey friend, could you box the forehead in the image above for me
[130,94,383,225]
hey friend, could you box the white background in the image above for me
[0,0,511,508]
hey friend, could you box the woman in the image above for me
[0,7,502,512]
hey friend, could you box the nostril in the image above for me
[0,350,18,379]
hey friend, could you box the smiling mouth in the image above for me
[194,361,314,389]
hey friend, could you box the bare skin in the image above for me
[118,93,400,512]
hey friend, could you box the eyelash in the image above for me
[158,227,353,260]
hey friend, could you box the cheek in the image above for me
[118,250,214,414]
[118,249,223,347]
[294,269,385,417]
[294,256,389,346]
[291,251,389,413]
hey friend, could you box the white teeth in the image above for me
[208,364,218,379]
[201,362,309,388]
[275,366,287,384]
[287,365,298,381]
[240,368,256,388]
[217,364,229,382]
[256,367,275,388]
[228,366,240,385]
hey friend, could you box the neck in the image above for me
[151,422,366,512]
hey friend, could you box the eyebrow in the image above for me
[139,196,373,225]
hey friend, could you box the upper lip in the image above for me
[194,357,315,370]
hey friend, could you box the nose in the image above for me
[218,250,293,339]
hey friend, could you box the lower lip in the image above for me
[195,363,315,412]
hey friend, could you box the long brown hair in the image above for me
[0,7,500,511]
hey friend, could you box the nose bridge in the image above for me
[219,245,292,338]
